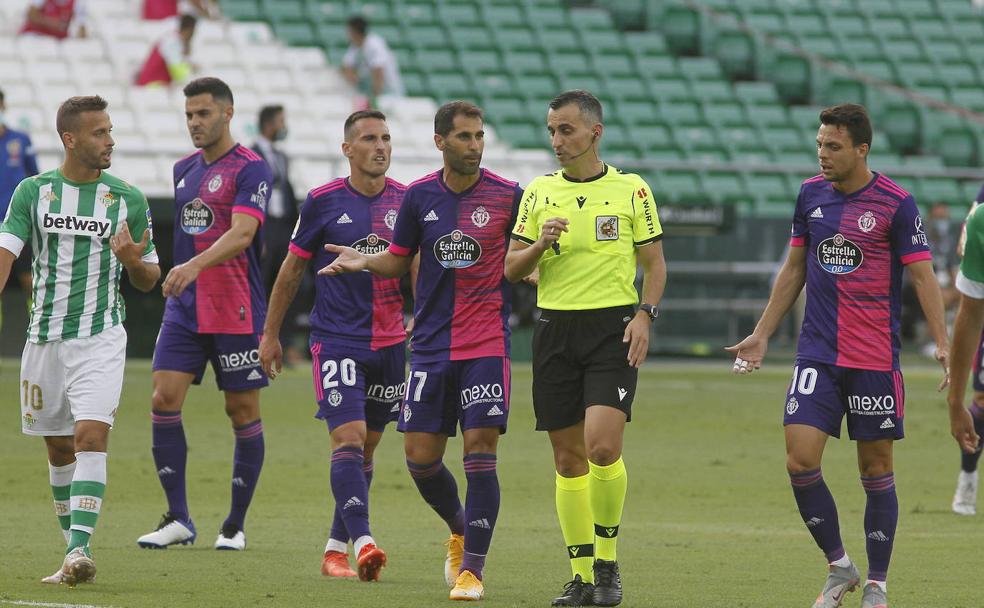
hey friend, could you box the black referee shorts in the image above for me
[531,305,638,431]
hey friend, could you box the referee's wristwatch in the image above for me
[639,303,659,322]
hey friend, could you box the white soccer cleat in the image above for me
[41,567,67,584]
[137,513,197,548]
[62,547,96,587]
[953,470,978,516]
[215,524,246,550]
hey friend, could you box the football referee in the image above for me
[504,90,666,607]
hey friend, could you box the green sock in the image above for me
[556,472,594,583]
[49,461,75,544]
[67,452,107,554]
[589,457,627,562]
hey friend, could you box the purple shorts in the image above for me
[397,356,510,437]
[152,321,268,392]
[310,340,405,432]
[974,330,984,393]
[783,359,904,441]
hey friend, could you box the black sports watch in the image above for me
[639,303,659,321]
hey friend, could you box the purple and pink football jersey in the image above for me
[790,172,931,371]
[163,144,272,334]
[389,168,522,363]
[290,177,407,350]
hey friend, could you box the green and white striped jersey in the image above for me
[0,168,158,343]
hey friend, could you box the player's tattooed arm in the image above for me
[260,252,309,379]
[111,222,161,292]
[727,244,807,374]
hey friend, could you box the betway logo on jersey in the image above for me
[434,230,482,269]
[366,381,406,404]
[817,234,863,274]
[847,394,895,416]
[351,233,390,255]
[218,349,261,372]
[42,212,112,239]
[460,383,503,409]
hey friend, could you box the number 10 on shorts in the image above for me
[789,366,818,396]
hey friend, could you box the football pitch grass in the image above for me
[0,358,980,607]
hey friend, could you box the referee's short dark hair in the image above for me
[434,101,483,137]
[819,103,871,149]
[183,77,234,105]
[549,90,603,125]
[348,16,368,36]
[344,109,387,140]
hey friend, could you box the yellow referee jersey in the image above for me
[511,165,662,310]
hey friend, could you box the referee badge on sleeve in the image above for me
[596,216,618,241]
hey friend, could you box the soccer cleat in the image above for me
[449,570,484,601]
[137,512,196,548]
[812,561,860,608]
[62,546,96,587]
[551,574,595,606]
[214,523,246,550]
[592,560,622,607]
[41,567,67,584]
[321,550,357,578]
[860,582,888,608]
[952,470,978,516]
[445,533,465,587]
[356,543,387,582]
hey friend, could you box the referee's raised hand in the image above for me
[318,243,368,275]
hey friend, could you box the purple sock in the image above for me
[329,459,374,544]
[461,453,499,581]
[224,419,264,531]
[151,410,189,522]
[961,404,984,472]
[862,473,898,582]
[330,447,371,542]
[790,469,845,562]
[407,458,465,535]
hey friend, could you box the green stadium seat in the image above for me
[769,54,812,104]
[761,126,803,154]
[733,82,780,105]
[746,171,793,201]
[447,26,495,51]
[924,39,966,63]
[501,50,546,76]
[961,180,983,205]
[482,96,528,125]
[909,19,950,41]
[719,126,763,150]
[537,29,584,54]
[871,17,909,38]
[605,142,641,160]
[690,80,734,103]
[371,23,405,47]
[608,0,646,31]
[400,70,429,96]
[952,87,984,112]
[472,72,514,98]
[701,171,748,205]
[583,31,628,55]
[654,170,704,204]
[880,39,926,62]
[568,8,615,31]
[818,77,865,107]
[546,52,593,78]
[647,78,693,102]
[402,1,440,26]
[602,123,629,143]
[635,55,680,79]
[634,122,670,149]
[951,21,984,43]
[426,72,476,101]
[712,30,754,80]
[743,12,785,34]
[658,100,704,126]
[495,120,548,149]
[881,99,921,155]
[493,27,539,52]
[560,74,604,94]
[525,5,568,26]
[661,5,700,55]
[796,35,839,59]
[348,1,396,23]
[262,0,304,21]
[643,143,686,162]
[835,16,871,37]
[316,21,346,42]
[785,13,826,35]
[590,52,636,78]
[678,57,722,81]
[702,101,746,127]
[935,127,977,167]
[672,125,721,153]
[604,76,649,103]
[895,0,941,19]
[853,59,896,84]
[938,63,978,88]
[744,104,790,127]
[439,3,483,26]
[406,25,447,49]
[841,38,885,63]
[623,32,669,58]
[513,72,560,100]
[919,176,964,205]
[414,48,460,71]
[788,106,822,131]
[274,20,318,46]
[459,49,503,74]
[482,4,526,28]
[222,0,262,22]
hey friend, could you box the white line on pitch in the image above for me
[1,600,117,608]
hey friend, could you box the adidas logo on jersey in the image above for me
[469,518,491,529]
[157,466,176,477]
[867,530,890,542]
[177,178,186,189]
[879,418,895,429]
[487,405,504,416]
[246,369,263,381]
[337,213,353,224]
[810,207,824,219]
[424,210,439,222]
[617,387,628,402]
[343,496,365,510]
[232,477,247,488]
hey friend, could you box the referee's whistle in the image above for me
[551,242,560,255]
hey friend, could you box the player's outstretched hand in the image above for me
[935,344,950,391]
[109,222,149,267]
[725,333,767,375]
[623,314,650,368]
[950,404,980,454]
[258,334,283,380]
[161,260,201,298]
[318,244,367,276]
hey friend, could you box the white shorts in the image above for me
[20,324,127,436]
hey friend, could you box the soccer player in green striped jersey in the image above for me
[0,96,160,586]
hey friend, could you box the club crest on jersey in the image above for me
[207,174,222,193]
[180,198,215,235]
[99,192,116,208]
[786,397,799,415]
[596,215,618,241]
[858,211,876,233]
[327,389,343,407]
[434,230,482,269]
[351,232,390,255]
[384,209,398,230]
[817,233,863,274]
[471,205,490,228]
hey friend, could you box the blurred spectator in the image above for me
[341,16,404,107]
[143,0,219,20]
[0,88,40,295]
[19,0,87,39]
[136,14,197,87]
[252,105,303,362]
[927,201,961,309]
